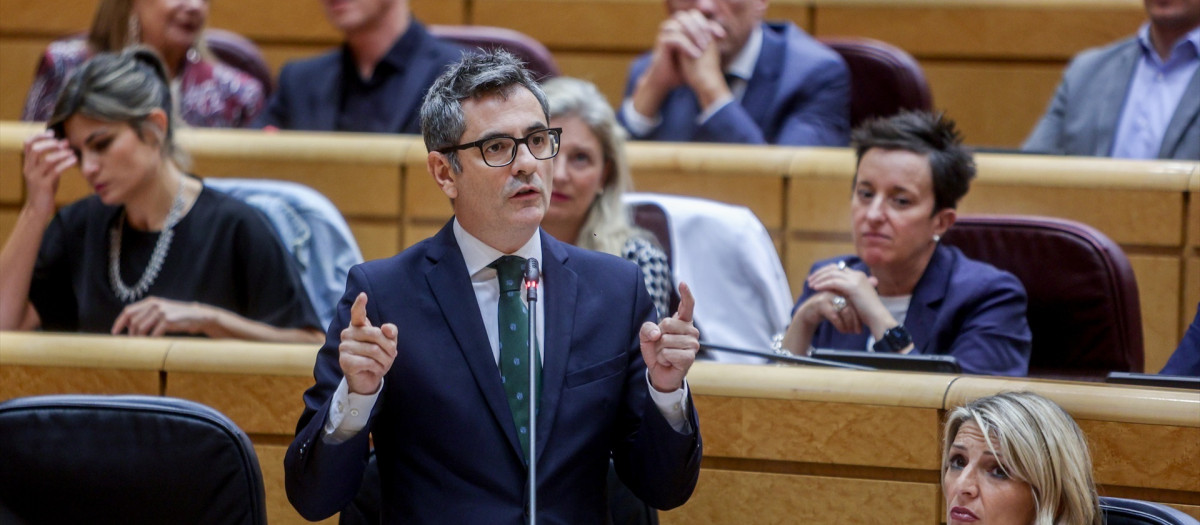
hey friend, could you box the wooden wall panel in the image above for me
[0,210,16,247]
[1081,419,1200,493]
[196,162,402,217]
[0,0,98,34]
[0,366,160,399]
[166,372,313,435]
[350,222,402,262]
[472,0,665,50]
[697,396,941,469]
[1128,256,1183,373]
[921,61,1065,148]
[812,3,1143,60]
[554,51,642,110]
[958,185,1183,247]
[635,173,785,232]
[208,0,466,44]
[0,37,53,121]
[254,443,338,525]
[403,223,445,250]
[660,470,941,524]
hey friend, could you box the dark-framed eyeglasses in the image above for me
[435,128,562,168]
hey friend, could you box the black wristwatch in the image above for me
[873,325,912,353]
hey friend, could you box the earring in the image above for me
[126,14,141,45]
[933,234,941,243]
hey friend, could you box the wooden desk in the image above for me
[2,121,1197,370]
[2,332,1196,523]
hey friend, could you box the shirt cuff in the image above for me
[696,95,735,125]
[322,377,382,444]
[621,98,661,138]
[645,371,692,434]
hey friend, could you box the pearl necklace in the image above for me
[108,184,187,303]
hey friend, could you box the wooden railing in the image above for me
[2,332,1196,523]
[2,122,1195,371]
[0,0,1145,146]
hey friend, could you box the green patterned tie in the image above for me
[491,255,541,462]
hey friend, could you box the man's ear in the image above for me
[933,207,957,238]
[427,151,458,199]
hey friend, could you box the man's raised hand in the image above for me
[338,292,399,395]
[639,282,700,393]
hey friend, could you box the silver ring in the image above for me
[837,260,847,271]
[831,295,847,311]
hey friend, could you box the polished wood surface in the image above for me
[2,121,1197,370]
[2,333,1197,523]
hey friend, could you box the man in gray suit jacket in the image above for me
[1023,0,1199,160]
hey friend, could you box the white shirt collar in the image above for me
[452,219,543,277]
[726,24,763,81]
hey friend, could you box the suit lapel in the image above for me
[309,52,343,131]
[741,23,783,131]
[534,232,575,459]
[1160,68,1200,157]
[1094,43,1141,156]
[906,246,953,355]
[424,222,525,458]
[385,24,434,133]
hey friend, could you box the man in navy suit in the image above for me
[285,50,703,523]
[618,0,851,145]
[257,0,463,133]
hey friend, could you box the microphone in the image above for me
[699,342,874,371]
[523,258,540,301]
[521,257,540,525]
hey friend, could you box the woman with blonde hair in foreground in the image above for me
[943,391,1101,525]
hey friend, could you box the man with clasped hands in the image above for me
[284,50,703,523]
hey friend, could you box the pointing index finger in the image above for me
[349,292,371,328]
[673,281,695,323]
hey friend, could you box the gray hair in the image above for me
[943,392,1101,525]
[542,76,646,255]
[419,49,549,173]
[48,46,188,169]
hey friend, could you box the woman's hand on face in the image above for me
[111,297,218,337]
[21,130,75,216]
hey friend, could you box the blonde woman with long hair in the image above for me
[943,391,1101,525]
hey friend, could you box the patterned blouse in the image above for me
[621,236,674,318]
[22,39,265,128]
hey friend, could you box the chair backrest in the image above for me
[817,36,932,128]
[1101,497,1200,525]
[940,215,1143,380]
[204,28,274,96]
[623,193,793,362]
[0,394,266,524]
[428,24,561,81]
[206,178,363,330]
[630,201,680,313]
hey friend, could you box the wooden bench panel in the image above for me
[253,443,338,525]
[661,470,941,524]
[3,334,1198,522]
[812,2,1144,60]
